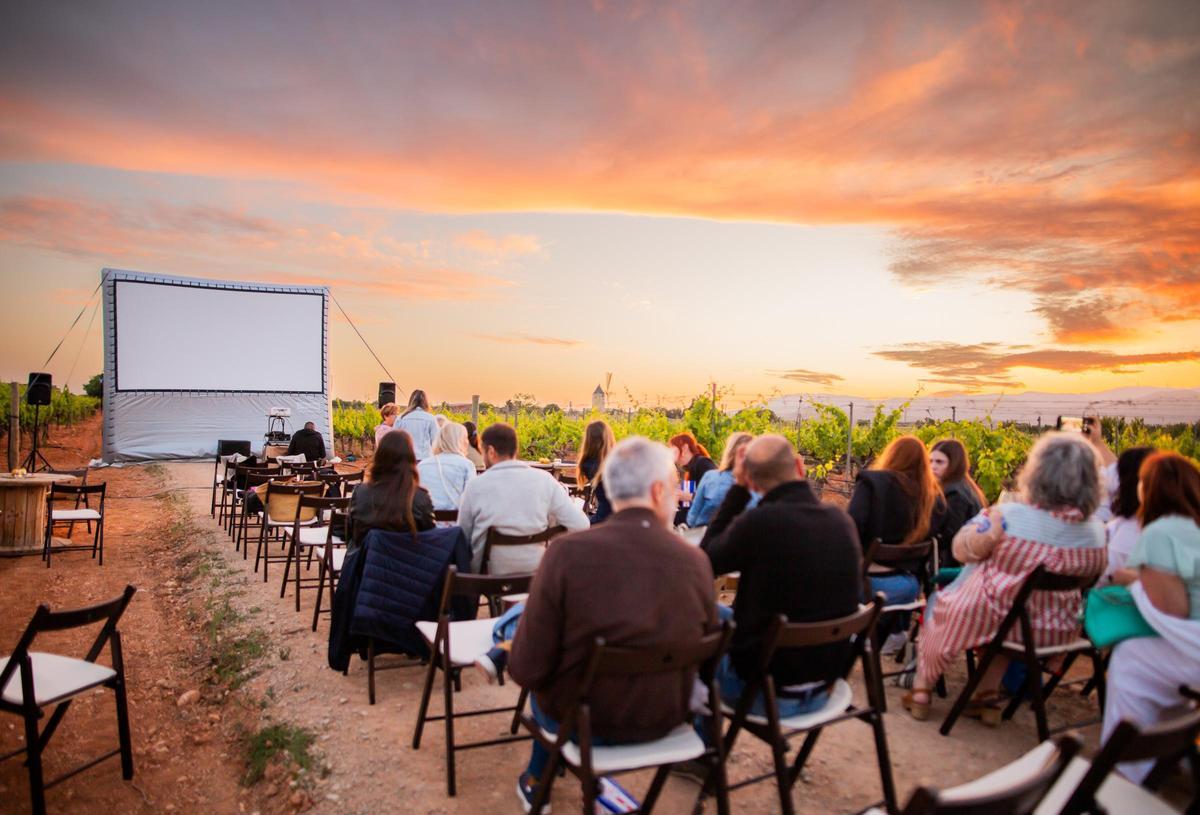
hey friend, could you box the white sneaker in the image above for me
[475,653,499,685]
[881,632,908,656]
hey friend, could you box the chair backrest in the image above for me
[48,482,106,503]
[1001,566,1093,640]
[217,440,253,457]
[265,481,326,522]
[319,470,364,492]
[590,623,733,680]
[49,467,89,484]
[439,566,533,608]
[873,539,934,566]
[901,735,1082,815]
[766,598,883,659]
[482,525,567,572]
[433,509,458,523]
[1058,709,1200,814]
[0,585,137,708]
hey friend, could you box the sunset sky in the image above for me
[1,1,1198,408]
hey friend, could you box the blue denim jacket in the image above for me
[687,469,758,527]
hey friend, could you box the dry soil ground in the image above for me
[1,415,1175,815]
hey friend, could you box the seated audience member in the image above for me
[396,389,440,461]
[699,435,862,728]
[1101,446,1155,582]
[508,437,718,809]
[348,430,435,554]
[688,431,755,528]
[374,402,399,449]
[417,421,476,510]
[1104,452,1200,782]
[907,432,1107,723]
[670,432,717,525]
[1082,415,1118,521]
[462,421,485,469]
[576,419,615,524]
[929,438,986,567]
[848,435,942,609]
[457,423,588,573]
[286,421,327,462]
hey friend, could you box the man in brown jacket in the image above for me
[508,436,718,811]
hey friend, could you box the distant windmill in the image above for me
[592,372,612,413]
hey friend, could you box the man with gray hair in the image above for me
[697,435,862,732]
[507,437,718,810]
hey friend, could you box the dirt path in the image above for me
[1,417,1116,814]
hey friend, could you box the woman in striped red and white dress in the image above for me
[903,432,1108,723]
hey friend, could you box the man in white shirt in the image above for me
[457,423,589,574]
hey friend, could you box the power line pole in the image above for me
[951,405,957,422]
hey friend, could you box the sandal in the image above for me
[964,690,1005,727]
[901,689,932,721]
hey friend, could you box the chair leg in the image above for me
[1026,653,1051,742]
[443,650,456,796]
[312,561,328,632]
[511,687,529,734]
[529,745,561,815]
[97,517,105,566]
[869,708,899,814]
[412,656,439,749]
[114,679,134,779]
[368,639,376,705]
[641,765,671,814]
[940,644,998,736]
[787,729,822,787]
[254,523,267,576]
[294,544,303,612]
[762,684,795,815]
[1091,649,1107,711]
[280,537,294,599]
[24,711,46,815]
[581,768,600,814]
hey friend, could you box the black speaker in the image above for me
[378,382,396,407]
[26,372,52,406]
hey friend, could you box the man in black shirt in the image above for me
[287,421,327,462]
[699,434,862,723]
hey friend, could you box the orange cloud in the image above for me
[473,333,583,347]
[454,230,542,256]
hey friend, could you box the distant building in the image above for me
[591,385,606,412]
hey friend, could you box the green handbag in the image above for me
[1084,585,1160,649]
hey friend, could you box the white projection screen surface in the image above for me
[115,280,325,392]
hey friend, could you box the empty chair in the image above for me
[861,734,1082,815]
[412,568,534,795]
[280,494,349,612]
[311,508,351,631]
[253,480,325,581]
[0,585,137,815]
[210,440,251,517]
[43,482,107,567]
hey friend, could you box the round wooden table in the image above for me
[0,473,76,555]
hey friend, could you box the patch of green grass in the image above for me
[243,722,315,785]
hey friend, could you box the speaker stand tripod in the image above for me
[22,404,53,472]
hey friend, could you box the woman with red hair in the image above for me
[669,433,716,525]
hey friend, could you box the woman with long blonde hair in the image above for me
[577,419,616,523]
[687,432,756,527]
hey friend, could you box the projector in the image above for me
[268,407,291,418]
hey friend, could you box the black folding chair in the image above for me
[433,509,459,523]
[280,494,349,612]
[311,509,351,632]
[1055,709,1200,815]
[700,596,897,815]
[879,734,1081,815]
[0,585,137,815]
[210,440,251,517]
[43,482,107,567]
[862,539,935,709]
[940,566,1105,742]
[521,622,736,815]
[411,568,534,795]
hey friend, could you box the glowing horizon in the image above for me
[1,2,1198,408]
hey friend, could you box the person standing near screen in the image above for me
[396,389,440,461]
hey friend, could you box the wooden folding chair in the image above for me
[47,468,91,536]
[481,526,567,575]
[233,469,284,552]
[0,585,137,815]
[411,568,534,796]
[433,509,459,523]
[862,539,935,710]
[210,440,251,517]
[859,733,1082,815]
[700,596,897,815]
[521,622,736,815]
[940,566,1105,742]
[281,495,349,611]
[1050,709,1200,815]
[43,483,107,568]
[317,469,363,498]
[227,465,278,539]
[253,480,325,581]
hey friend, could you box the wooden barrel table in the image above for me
[0,473,76,555]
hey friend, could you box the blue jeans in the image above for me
[526,696,616,781]
[868,573,920,605]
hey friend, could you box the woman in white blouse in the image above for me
[1102,446,1154,582]
[417,421,476,510]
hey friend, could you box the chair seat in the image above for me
[265,517,317,528]
[548,723,706,774]
[722,678,855,729]
[882,599,926,613]
[50,509,101,521]
[416,618,496,667]
[291,526,342,546]
[1001,638,1093,656]
[0,652,117,706]
[311,546,346,572]
[1034,755,1179,815]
